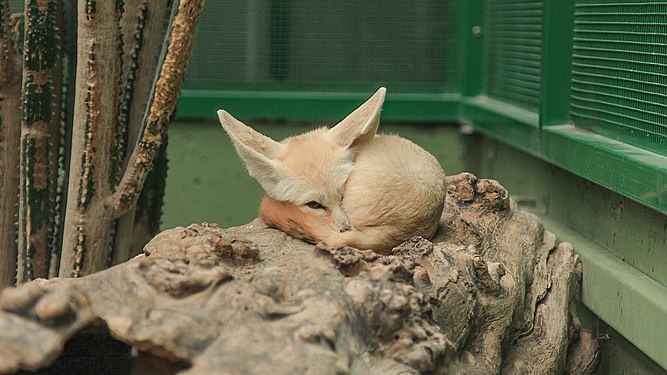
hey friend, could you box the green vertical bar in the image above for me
[459,0,484,97]
[539,0,575,126]
[269,0,289,81]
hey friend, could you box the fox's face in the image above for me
[217,88,385,237]
[272,130,354,232]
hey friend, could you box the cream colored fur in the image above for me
[217,88,447,254]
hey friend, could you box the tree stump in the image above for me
[0,173,599,374]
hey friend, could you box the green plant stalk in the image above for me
[0,0,21,288]
[17,0,61,283]
[50,0,77,277]
[131,132,168,255]
[112,0,205,219]
[112,0,170,265]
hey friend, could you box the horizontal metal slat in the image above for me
[573,62,667,81]
[576,2,667,7]
[574,37,667,48]
[575,29,667,37]
[571,110,666,140]
[571,101,666,138]
[572,93,667,123]
[572,77,667,101]
[573,54,667,72]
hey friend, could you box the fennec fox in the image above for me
[217,88,446,254]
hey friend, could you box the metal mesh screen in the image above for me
[485,0,543,112]
[184,0,459,94]
[8,0,20,12]
[571,0,667,154]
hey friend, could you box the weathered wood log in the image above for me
[0,173,599,374]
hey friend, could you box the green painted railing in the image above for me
[177,0,667,217]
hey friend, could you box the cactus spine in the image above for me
[1,0,205,282]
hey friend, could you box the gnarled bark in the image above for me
[0,173,599,374]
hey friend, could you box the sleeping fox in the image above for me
[217,88,446,254]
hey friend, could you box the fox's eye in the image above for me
[306,201,325,210]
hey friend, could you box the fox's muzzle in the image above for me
[331,206,352,233]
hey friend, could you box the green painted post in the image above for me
[459,0,484,98]
[539,0,575,127]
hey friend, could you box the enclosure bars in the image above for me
[457,0,666,216]
[457,0,667,370]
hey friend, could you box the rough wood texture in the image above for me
[0,0,21,288]
[0,174,599,374]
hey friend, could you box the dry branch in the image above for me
[0,173,599,374]
[112,0,205,218]
[113,0,172,265]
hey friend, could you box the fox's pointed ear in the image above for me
[327,87,386,149]
[217,110,285,193]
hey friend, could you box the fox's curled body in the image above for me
[218,88,446,254]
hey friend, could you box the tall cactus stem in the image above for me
[17,0,61,284]
[59,0,122,277]
[112,0,206,218]
[0,0,21,288]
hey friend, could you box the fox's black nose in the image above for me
[339,224,351,233]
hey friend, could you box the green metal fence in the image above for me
[571,1,667,156]
[179,0,666,215]
[485,0,543,111]
[178,0,461,121]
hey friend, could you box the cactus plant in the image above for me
[0,0,21,288]
[0,0,205,286]
[17,0,64,284]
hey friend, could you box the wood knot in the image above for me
[476,179,510,209]
[210,238,260,265]
[315,242,375,277]
[392,236,434,259]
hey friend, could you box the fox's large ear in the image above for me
[327,87,386,149]
[217,110,285,193]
